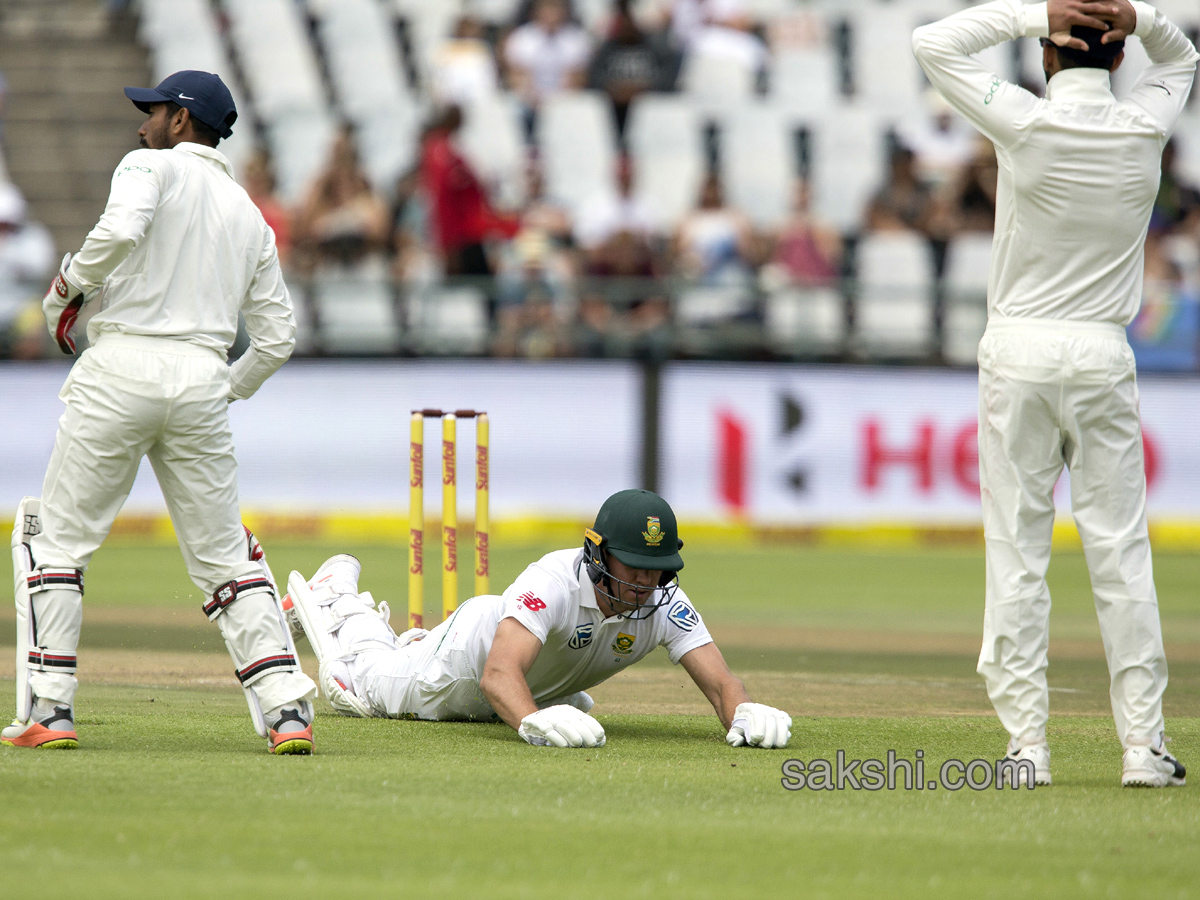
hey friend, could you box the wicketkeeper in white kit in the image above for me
[914,0,1195,786]
[287,489,792,749]
[4,71,317,753]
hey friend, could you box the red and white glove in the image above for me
[43,253,86,354]
[726,702,792,749]
[518,705,606,748]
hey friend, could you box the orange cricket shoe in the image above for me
[1,705,79,749]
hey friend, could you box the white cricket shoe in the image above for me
[1000,742,1051,786]
[1123,744,1186,788]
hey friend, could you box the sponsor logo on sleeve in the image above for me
[611,632,636,655]
[642,516,664,546]
[568,623,594,650]
[518,591,546,612]
[667,600,699,632]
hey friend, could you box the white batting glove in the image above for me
[518,704,606,748]
[43,252,86,355]
[726,702,791,749]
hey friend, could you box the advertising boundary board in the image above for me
[659,362,1200,534]
[4,360,1200,548]
[1,358,642,520]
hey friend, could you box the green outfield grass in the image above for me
[2,542,1198,898]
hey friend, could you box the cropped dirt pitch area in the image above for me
[3,612,1200,720]
[2,542,1198,898]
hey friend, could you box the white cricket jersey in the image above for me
[912,1,1199,326]
[435,548,713,705]
[63,143,294,400]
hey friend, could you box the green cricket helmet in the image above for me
[583,489,684,619]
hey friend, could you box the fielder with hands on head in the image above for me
[4,71,317,754]
[287,489,791,749]
[913,0,1196,787]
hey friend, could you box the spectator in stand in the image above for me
[938,137,999,235]
[518,160,575,251]
[431,15,500,108]
[759,179,841,292]
[419,105,518,278]
[495,162,575,355]
[575,154,661,268]
[0,182,56,355]
[294,126,390,273]
[575,292,618,356]
[588,0,679,142]
[673,171,755,286]
[865,145,934,235]
[679,0,769,93]
[1149,138,1200,235]
[505,0,593,138]
[242,149,292,267]
[493,233,573,359]
[389,165,436,283]
[896,91,977,190]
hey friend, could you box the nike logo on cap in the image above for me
[179,93,195,100]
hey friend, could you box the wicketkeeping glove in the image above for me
[518,704,606,748]
[726,702,791,749]
[43,252,87,355]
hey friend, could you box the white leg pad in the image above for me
[287,570,376,718]
[12,498,84,718]
[209,528,316,737]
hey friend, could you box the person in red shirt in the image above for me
[420,105,517,276]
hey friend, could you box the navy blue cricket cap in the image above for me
[124,71,237,139]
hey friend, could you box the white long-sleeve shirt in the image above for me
[61,142,294,399]
[912,1,1199,326]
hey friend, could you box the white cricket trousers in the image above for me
[976,317,1167,750]
[28,334,308,711]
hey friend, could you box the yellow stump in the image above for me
[442,413,458,621]
[408,412,424,630]
[474,413,489,598]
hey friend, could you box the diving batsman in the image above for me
[287,489,791,748]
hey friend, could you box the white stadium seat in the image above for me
[311,263,401,355]
[625,94,705,229]
[854,231,936,358]
[537,92,618,217]
[849,4,926,121]
[765,286,845,356]
[266,111,337,203]
[392,0,463,87]
[681,53,755,113]
[459,93,528,211]
[943,233,993,366]
[223,0,327,120]
[771,47,840,119]
[355,103,423,194]
[675,286,756,326]
[809,105,886,234]
[721,103,794,229]
[315,0,413,121]
[407,285,490,355]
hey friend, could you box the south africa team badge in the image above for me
[642,516,663,546]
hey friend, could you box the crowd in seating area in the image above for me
[3,0,1200,366]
